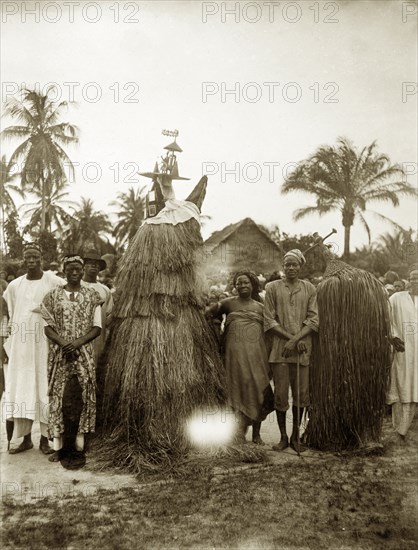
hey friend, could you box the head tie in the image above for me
[63,255,84,269]
[284,249,306,265]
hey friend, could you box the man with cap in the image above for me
[41,255,102,468]
[3,243,65,454]
[264,249,319,453]
[81,250,113,363]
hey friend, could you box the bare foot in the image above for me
[397,433,407,446]
[61,449,86,470]
[290,437,308,453]
[252,436,265,445]
[9,440,34,454]
[233,434,247,445]
[39,436,54,455]
[48,451,61,462]
[272,436,289,452]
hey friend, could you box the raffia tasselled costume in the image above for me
[305,240,392,452]
[101,137,225,470]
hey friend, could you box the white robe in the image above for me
[387,291,418,404]
[3,272,65,436]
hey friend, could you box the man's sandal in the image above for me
[9,441,34,454]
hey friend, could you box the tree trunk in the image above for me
[342,205,354,260]
[343,224,351,259]
[40,172,46,232]
[0,203,6,255]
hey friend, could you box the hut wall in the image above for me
[204,224,282,275]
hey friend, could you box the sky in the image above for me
[1,0,417,254]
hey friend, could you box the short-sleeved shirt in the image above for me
[44,290,102,328]
[263,278,319,366]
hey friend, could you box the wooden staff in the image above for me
[303,228,337,255]
[296,351,301,457]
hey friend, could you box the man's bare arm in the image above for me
[44,325,69,347]
[266,325,293,340]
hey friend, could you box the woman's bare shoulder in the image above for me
[220,297,237,311]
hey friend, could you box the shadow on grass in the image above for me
[2,418,417,550]
[2,455,417,550]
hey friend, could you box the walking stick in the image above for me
[296,351,301,457]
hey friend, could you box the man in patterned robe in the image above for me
[41,255,102,469]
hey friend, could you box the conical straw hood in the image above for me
[185,176,207,211]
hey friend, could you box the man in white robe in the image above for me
[3,243,65,454]
[387,269,418,440]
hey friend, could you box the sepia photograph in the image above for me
[1,1,417,548]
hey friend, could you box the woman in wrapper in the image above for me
[41,255,102,469]
[207,270,274,444]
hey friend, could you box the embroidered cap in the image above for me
[23,242,42,254]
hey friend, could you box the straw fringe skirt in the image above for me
[100,219,225,469]
[306,261,392,451]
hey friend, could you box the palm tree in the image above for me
[62,197,113,254]
[349,242,388,275]
[281,138,417,258]
[0,155,24,215]
[1,87,78,231]
[377,229,416,265]
[110,186,146,249]
[0,155,25,253]
[21,177,76,235]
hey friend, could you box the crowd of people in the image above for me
[204,269,409,305]
[1,244,113,469]
[0,242,417,469]
[205,261,416,451]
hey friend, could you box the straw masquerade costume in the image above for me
[304,232,392,452]
[101,132,225,470]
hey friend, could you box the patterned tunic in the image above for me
[41,286,102,439]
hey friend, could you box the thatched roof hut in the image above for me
[203,218,282,275]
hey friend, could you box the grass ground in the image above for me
[1,418,417,550]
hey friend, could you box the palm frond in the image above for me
[293,203,334,221]
[366,210,407,233]
[356,211,371,244]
